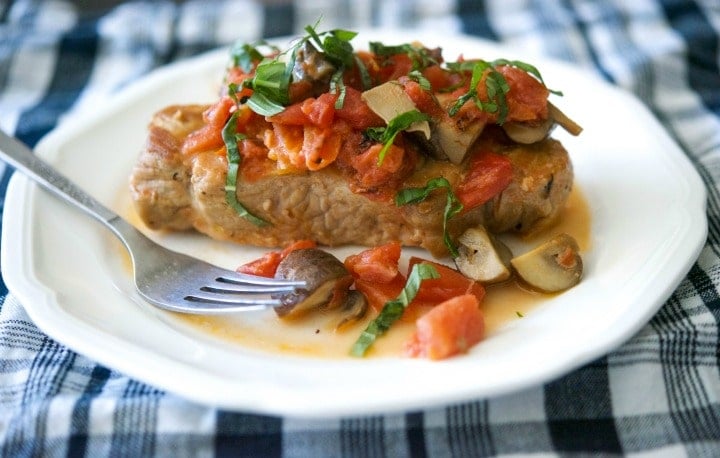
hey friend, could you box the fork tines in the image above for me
[183,273,306,311]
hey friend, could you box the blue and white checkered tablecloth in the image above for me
[1,0,719,456]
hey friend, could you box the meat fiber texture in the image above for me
[130,105,573,258]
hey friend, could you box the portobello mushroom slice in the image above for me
[273,249,353,318]
[510,233,583,293]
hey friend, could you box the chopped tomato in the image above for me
[335,87,384,130]
[351,143,405,189]
[182,96,235,155]
[237,240,317,277]
[403,294,484,360]
[225,68,255,100]
[376,53,414,83]
[407,257,485,307]
[354,276,407,313]
[264,124,304,169]
[301,125,342,171]
[399,77,444,118]
[422,65,454,91]
[455,150,514,211]
[301,93,337,128]
[267,93,337,128]
[345,241,402,283]
[497,65,549,122]
[266,103,308,126]
[345,242,406,312]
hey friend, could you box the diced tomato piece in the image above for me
[345,241,402,283]
[266,103,309,126]
[354,276,407,313]
[399,77,444,118]
[351,143,405,189]
[265,124,305,169]
[497,65,549,122]
[408,257,485,306]
[403,294,484,360]
[335,87,384,130]
[422,65,454,91]
[267,93,337,128]
[455,150,514,211]
[376,53,414,83]
[225,68,255,101]
[301,93,337,128]
[345,242,406,312]
[301,125,342,171]
[182,96,235,155]
[236,240,317,278]
[237,252,281,278]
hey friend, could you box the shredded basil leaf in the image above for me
[330,68,347,109]
[395,177,463,257]
[350,263,439,357]
[447,58,562,122]
[229,40,278,73]
[354,55,373,90]
[448,60,510,123]
[491,58,563,96]
[365,109,429,165]
[368,41,439,71]
[222,111,269,226]
[241,59,289,116]
[407,70,432,91]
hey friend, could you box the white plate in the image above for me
[2,30,707,417]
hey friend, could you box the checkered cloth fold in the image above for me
[1,0,719,456]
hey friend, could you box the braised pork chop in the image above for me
[130,105,572,257]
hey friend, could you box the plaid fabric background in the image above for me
[1,0,719,456]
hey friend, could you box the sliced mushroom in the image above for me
[502,116,556,144]
[430,92,486,164]
[455,226,513,284]
[292,41,336,84]
[510,233,583,293]
[502,102,582,144]
[335,290,369,330]
[548,102,583,136]
[361,82,431,139]
[273,249,353,318]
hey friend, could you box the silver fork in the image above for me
[0,129,305,314]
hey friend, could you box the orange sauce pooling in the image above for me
[170,186,592,359]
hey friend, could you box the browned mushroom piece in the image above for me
[455,226,513,284]
[335,290,369,330]
[502,116,556,144]
[273,249,353,318]
[510,233,583,293]
[428,92,486,164]
[502,102,583,144]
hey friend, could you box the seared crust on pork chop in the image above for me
[130,105,573,257]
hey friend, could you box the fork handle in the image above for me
[0,129,133,237]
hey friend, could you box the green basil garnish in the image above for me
[222,111,269,226]
[395,177,463,257]
[365,109,429,165]
[350,263,439,357]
